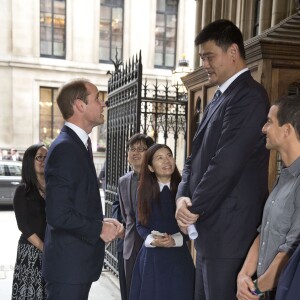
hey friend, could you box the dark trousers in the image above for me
[124,245,141,299]
[118,250,127,300]
[261,290,276,300]
[195,254,244,300]
[45,281,92,300]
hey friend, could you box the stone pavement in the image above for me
[0,207,121,300]
[0,265,121,300]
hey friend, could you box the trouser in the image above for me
[195,254,244,300]
[45,281,92,300]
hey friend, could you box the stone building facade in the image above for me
[0,0,196,170]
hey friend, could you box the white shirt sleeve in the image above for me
[145,232,183,247]
[145,234,156,248]
[171,232,183,247]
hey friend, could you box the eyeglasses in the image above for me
[35,155,47,162]
[129,147,147,153]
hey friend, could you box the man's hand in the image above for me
[175,197,199,229]
[100,221,118,243]
[104,218,124,238]
[236,273,259,300]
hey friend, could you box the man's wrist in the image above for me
[252,279,265,297]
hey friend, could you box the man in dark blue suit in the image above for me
[42,79,123,300]
[175,20,270,300]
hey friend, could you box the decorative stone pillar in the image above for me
[194,0,202,69]
[202,0,212,28]
[259,0,272,33]
[271,0,287,26]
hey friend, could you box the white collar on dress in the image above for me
[158,182,170,191]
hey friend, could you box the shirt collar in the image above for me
[65,121,89,147]
[158,182,170,191]
[218,68,248,94]
[284,156,300,177]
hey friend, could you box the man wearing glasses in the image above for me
[112,133,154,299]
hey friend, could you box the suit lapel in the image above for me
[62,126,97,175]
[192,71,251,145]
[193,95,224,142]
[128,171,137,219]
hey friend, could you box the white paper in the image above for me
[188,224,198,240]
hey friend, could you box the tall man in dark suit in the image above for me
[114,133,154,299]
[175,19,270,300]
[42,79,123,300]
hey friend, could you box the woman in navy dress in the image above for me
[129,144,195,300]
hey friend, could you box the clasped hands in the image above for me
[236,274,261,300]
[175,197,199,234]
[100,218,124,243]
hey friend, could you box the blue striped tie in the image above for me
[210,89,222,107]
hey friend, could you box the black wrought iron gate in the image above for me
[104,51,188,276]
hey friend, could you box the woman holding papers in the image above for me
[129,144,194,300]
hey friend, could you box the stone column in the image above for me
[202,0,212,28]
[259,0,272,33]
[271,0,287,26]
[224,0,237,22]
[194,0,203,69]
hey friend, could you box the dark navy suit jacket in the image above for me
[276,244,300,300]
[42,125,104,284]
[177,71,270,258]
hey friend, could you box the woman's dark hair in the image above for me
[137,144,181,225]
[21,143,46,195]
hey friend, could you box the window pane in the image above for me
[157,0,166,11]
[39,87,63,142]
[100,1,123,62]
[41,0,52,13]
[40,0,66,58]
[155,0,178,68]
[54,28,64,41]
[40,41,52,55]
[54,0,65,14]
[40,88,53,141]
[165,53,174,67]
[100,46,110,61]
[53,42,64,56]
[155,52,163,66]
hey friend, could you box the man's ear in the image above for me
[74,99,85,113]
[148,164,154,173]
[229,43,238,60]
[284,123,294,137]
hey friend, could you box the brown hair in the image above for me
[137,144,181,225]
[56,79,90,120]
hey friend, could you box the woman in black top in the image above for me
[12,143,48,300]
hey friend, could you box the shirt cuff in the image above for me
[172,232,183,247]
[145,234,156,248]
